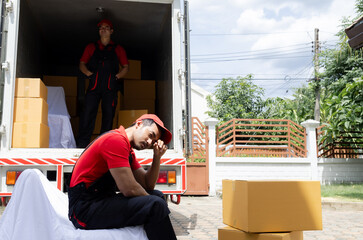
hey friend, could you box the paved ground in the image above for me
[1,196,363,239]
[168,196,363,240]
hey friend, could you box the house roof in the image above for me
[345,15,363,49]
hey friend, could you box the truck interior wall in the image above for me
[154,7,173,146]
[16,0,45,78]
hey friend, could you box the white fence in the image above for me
[204,119,363,196]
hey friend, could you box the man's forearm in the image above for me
[116,65,129,79]
[79,62,93,77]
[125,182,149,197]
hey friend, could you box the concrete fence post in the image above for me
[204,118,219,196]
[301,119,320,180]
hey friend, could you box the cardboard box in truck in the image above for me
[43,76,78,97]
[15,78,47,99]
[123,60,141,80]
[118,109,148,128]
[124,80,155,99]
[13,98,48,125]
[12,122,49,148]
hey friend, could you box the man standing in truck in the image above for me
[68,114,177,240]
[77,19,129,148]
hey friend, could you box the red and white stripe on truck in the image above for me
[0,157,186,205]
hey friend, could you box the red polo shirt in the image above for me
[70,126,141,188]
[80,40,129,66]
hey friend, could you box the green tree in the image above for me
[206,75,265,122]
[260,84,315,124]
[318,0,363,142]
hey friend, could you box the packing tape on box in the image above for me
[24,99,29,121]
[21,123,27,146]
[24,79,30,96]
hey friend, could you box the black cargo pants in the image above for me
[68,172,177,240]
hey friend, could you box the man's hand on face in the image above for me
[153,139,167,160]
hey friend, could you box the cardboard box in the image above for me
[222,179,322,232]
[15,78,47,99]
[65,96,77,117]
[123,97,155,113]
[12,122,49,148]
[43,76,78,97]
[118,110,148,128]
[218,226,303,240]
[14,98,48,125]
[123,60,141,80]
[124,80,155,99]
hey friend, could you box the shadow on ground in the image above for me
[170,208,197,236]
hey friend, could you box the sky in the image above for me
[188,0,358,99]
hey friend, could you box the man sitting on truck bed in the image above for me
[77,19,129,148]
[68,114,177,240]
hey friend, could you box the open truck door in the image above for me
[0,0,187,204]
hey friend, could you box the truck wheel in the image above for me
[1,197,10,206]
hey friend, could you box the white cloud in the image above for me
[189,0,357,96]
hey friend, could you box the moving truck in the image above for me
[0,0,192,205]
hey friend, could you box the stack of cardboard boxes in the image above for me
[219,179,323,240]
[118,59,154,128]
[13,78,49,148]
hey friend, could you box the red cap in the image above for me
[136,114,172,145]
[97,19,113,29]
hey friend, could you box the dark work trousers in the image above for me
[68,172,177,240]
[77,86,117,148]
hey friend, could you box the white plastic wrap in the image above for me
[46,86,76,148]
[0,169,148,240]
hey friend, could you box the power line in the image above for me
[191,31,314,36]
[191,42,312,57]
[192,77,310,81]
[192,55,312,63]
[192,48,312,60]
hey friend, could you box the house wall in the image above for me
[191,82,210,122]
[213,157,363,193]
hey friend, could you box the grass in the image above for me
[321,184,363,202]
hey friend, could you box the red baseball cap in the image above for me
[136,114,172,145]
[97,19,113,29]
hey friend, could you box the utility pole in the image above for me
[314,28,320,122]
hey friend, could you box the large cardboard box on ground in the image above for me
[222,179,322,233]
[123,60,141,80]
[43,76,77,97]
[118,110,148,128]
[13,98,48,125]
[12,122,49,148]
[15,78,47,99]
[218,226,303,240]
[123,80,155,99]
